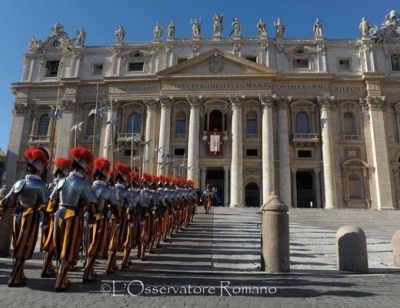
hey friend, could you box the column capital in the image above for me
[360,96,386,111]
[317,95,335,110]
[101,98,120,111]
[229,94,245,109]
[12,101,29,115]
[223,165,230,171]
[259,94,276,108]
[186,95,203,108]
[60,99,76,112]
[143,98,159,110]
[314,167,322,173]
[291,167,297,173]
[159,95,173,108]
[276,96,291,110]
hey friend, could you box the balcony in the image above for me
[292,133,319,147]
[341,134,361,142]
[117,133,142,143]
[29,135,50,145]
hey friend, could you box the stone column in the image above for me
[186,95,202,181]
[291,168,297,208]
[143,98,158,175]
[102,99,118,160]
[277,97,292,207]
[260,94,275,204]
[361,96,394,209]
[200,165,207,191]
[223,166,230,206]
[317,96,336,209]
[314,167,322,208]
[55,99,75,158]
[229,95,244,207]
[157,96,173,176]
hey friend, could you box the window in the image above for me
[177,57,189,64]
[246,111,258,135]
[296,112,309,133]
[298,150,312,158]
[127,113,141,133]
[37,115,50,136]
[391,55,400,71]
[93,64,103,75]
[174,148,185,156]
[246,149,258,157]
[128,62,144,72]
[176,119,186,134]
[292,58,309,69]
[45,60,60,77]
[338,59,351,71]
[343,112,356,135]
[245,56,257,63]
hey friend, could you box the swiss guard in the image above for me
[51,146,97,292]
[0,147,49,287]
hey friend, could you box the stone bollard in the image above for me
[336,226,368,273]
[392,230,400,267]
[260,193,290,273]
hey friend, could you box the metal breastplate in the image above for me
[17,179,48,206]
[93,184,118,213]
[115,185,128,207]
[58,176,94,207]
[142,188,153,207]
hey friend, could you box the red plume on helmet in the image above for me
[93,157,110,178]
[24,147,48,173]
[54,157,72,177]
[187,180,194,187]
[70,147,92,171]
[130,170,141,186]
[115,163,130,182]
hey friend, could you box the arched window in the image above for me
[246,111,258,134]
[343,112,356,135]
[127,113,141,133]
[175,112,186,134]
[37,115,50,136]
[296,112,309,133]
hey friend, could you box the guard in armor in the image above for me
[41,157,72,278]
[107,163,131,273]
[201,183,213,214]
[51,147,97,292]
[139,173,154,260]
[83,157,121,279]
[0,147,49,287]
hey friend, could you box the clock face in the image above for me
[48,36,63,50]
[385,26,400,43]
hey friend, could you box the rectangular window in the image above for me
[246,149,258,157]
[45,60,60,77]
[292,58,309,69]
[338,58,351,71]
[246,119,257,134]
[174,148,185,156]
[298,150,312,158]
[176,119,186,134]
[391,55,400,71]
[92,64,103,75]
[128,62,144,72]
[245,56,257,63]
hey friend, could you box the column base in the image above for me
[229,203,242,208]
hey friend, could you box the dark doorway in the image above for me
[206,169,224,205]
[209,110,223,132]
[296,171,315,208]
[245,182,260,207]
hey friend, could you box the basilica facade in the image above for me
[6,10,400,209]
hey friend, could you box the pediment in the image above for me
[157,48,277,78]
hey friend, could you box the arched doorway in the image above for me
[208,110,223,131]
[245,182,260,207]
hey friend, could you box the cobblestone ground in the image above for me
[1,206,400,307]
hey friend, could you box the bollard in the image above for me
[336,226,368,273]
[392,230,400,267]
[260,193,290,273]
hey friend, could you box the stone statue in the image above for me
[190,18,201,37]
[313,18,323,38]
[168,20,175,38]
[273,18,285,38]
[231,17,241,36]
[359,17,371,38]
[115,25,125,44]
[28,36,42,53]
[383,10,400,27]
[213,13,225,35]
[257,19,268,37]
[51,22,65,35]
[153,22,162,40]
[76,27,86,46]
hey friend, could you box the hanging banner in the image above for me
[207,131,223,156]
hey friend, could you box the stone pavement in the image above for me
[1,206,400,307]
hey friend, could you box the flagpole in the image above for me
[90,83,99,183]
[46,87,60,186]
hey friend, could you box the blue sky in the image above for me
[0,0,399,152]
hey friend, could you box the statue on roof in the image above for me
[115,25,125,44]
[273,18,285,38]
[371,10,400,44]
[359,17,371,38]
[257,19,268,37]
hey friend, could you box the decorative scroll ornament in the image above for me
[209,53,223,73]
[371,10,400,44]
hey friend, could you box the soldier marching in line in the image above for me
[41,157,72,278]
[50,146,97,292]
[0,147,49,287]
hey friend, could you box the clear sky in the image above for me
[0,0,399,153]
